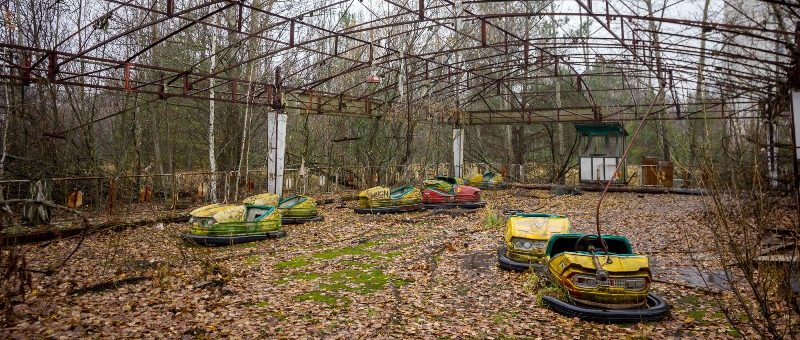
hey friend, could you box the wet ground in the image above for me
[2,189,747,338]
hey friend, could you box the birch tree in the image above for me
[208,30,218,202]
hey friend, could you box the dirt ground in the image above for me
[1,189,745,339]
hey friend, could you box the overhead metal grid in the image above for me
[0,0,796,129]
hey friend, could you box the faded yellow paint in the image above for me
[503,214,571,264]
[190,204,240,218]
[548,252,651,308]
[505,215,571,241]
[242,193,280,206]
[358,185,421,208]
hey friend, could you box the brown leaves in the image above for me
[0,189,759,338]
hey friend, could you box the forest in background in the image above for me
[0,0,794,188]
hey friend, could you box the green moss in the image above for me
[492,312,507,324]
[312,241,386,260]
[339,260,376,269]
[324,269,388,294]
[243,255,261,266]
[314,268,412,295]
[688,310,705,322]
[295,290,350,307]
[392,278,412,287]
[275,257,310,269]
[678,295,700,305]
[383,251,403,258]
[277,271,321,283]
[727,328,742,338]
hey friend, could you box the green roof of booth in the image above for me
[574,122,628,136]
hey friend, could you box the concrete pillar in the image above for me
[453,128,464,178]
[268,111,287,196]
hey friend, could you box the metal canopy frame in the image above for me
[0,0,796,129]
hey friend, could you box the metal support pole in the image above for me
[790,91,800,216]
[453,128,464,178]
[268,112,287,196]
[268,67,287,197]
[767,115,778,188]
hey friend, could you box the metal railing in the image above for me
[1,162,692,217]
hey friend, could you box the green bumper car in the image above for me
[354,185,424,214]
[278,195,323,224]
[466,171,506,189]
[183,204,284,246]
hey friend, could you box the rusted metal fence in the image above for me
[2,162,687,217]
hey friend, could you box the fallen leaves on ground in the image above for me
[0,190,755,338]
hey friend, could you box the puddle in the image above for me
[652,266,731,290]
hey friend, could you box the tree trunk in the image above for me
[0,81,9,179]
[235,63,255,199]
[208,32,218,203]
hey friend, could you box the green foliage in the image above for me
[535,284,569,307]
[521,270,545,293]
[482,205,503,229]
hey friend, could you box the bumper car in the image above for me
[354,185,424,214]
[466,171,505,189]
[422,177,486,209]
[183,203,284,246]
[242,193,279,206]
[497,213,571,271]
[278,195,323,224]
[541,233,669,322]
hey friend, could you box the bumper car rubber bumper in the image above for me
[281,215,324,224]
[497,245,544,271]
[423,201,486,210]
[353,203,424,214]
[182,231,286,246]
[542,293,670,323]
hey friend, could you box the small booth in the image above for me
[574,122,627,184]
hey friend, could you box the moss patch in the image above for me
[293,268,411,307]
[727,328,742,337]
[277,271,321,283]
[311,241,386,260]
[678,295,700,305]
[275,257,310,269]
[687,309,706,322]
[243,255,261,266]
[295,291,350,306]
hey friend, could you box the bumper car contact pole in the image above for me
[594,86,666,258]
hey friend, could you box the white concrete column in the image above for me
[453,128,464,178]
[268,111,288,196]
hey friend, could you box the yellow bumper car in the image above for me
[542,233,669,322]
[183,203,284,246]
[497,213,571,271]
[354,185,423,214]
